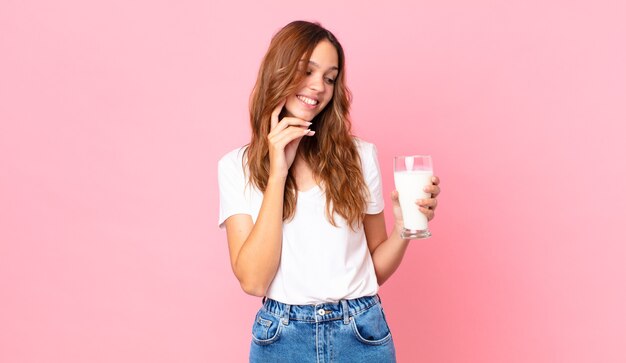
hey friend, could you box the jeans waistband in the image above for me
[262,295,381,324]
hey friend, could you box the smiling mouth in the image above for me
[297,95,319,106]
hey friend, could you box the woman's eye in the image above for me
[325,78,336,84]
[305,70,312,75]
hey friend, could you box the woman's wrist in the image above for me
[392,223,409,242]
[267,174,288,186]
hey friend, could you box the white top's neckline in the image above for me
[297,185,321,194]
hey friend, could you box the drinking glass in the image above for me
[393,155,433,239]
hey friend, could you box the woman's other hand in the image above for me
[390,176,441,228]
[418,176,440,221]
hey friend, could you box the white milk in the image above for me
[394,170,433,230]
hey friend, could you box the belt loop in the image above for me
[281,303,291,326]
[341,299,350,325]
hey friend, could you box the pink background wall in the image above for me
[2,1,625,362]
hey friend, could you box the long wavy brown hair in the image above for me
[245,20,369,229]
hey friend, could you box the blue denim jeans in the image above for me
[249,295,396,363]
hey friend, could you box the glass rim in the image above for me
[393,154,433,171]
[393,154,432,159]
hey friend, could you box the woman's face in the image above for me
[284,39,339,122]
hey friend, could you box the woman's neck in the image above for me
[291,154,317,191]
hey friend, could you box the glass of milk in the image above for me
[393,155,433,239]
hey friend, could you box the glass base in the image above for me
[401,228,431,239]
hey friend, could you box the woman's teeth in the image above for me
[297,95,318,105]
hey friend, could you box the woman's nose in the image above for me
[308,75,325,92]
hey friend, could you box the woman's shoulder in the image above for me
[219,145,248,164]
[352,137,377,155]
[218,145,249,176]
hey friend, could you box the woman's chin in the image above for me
[285,108,316,122]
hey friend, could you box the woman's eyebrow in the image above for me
[306,60,339,72]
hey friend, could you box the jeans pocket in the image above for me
[251,308,283,346]
[350,303,392,345]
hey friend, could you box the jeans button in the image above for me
[317,308,325,316]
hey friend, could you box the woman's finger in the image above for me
[417,196,436,220]
[416,198,437,211]
[269,127,314,148]
[270,100,286,130]
[419,207,435,221]
[424,184,440,197]
[269,117,312,136]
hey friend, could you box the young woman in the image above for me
[218,20,441,363]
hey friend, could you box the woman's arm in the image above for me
[365,177,440,285]
[363,210,408,285]
[224,176,288,296]
[224,102,314,297]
